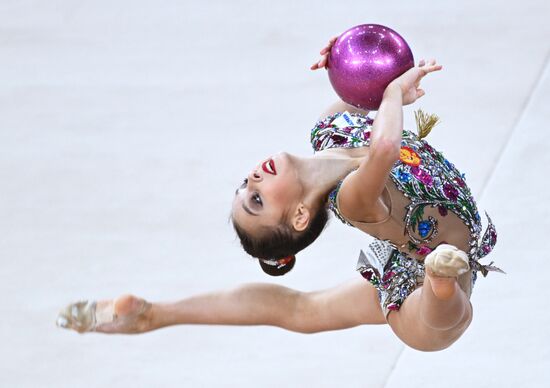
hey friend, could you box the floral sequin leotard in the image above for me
[311,112,501,316]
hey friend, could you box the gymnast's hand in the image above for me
[310,36,338,70]
[386,59,443,105]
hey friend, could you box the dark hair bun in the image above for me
[259,256,296,276]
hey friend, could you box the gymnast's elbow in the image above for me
[370,136,400,163]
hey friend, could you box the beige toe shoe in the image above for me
[424,244,470,277]
[56,300,115,333]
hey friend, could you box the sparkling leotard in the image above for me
[311,112,501,315]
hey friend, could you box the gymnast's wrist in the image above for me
[382,82,402,100]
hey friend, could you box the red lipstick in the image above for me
[261,159,277,175]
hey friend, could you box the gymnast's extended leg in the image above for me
[57,278,386,334]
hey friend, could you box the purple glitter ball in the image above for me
[327,24,414,111]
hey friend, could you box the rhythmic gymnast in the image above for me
[57,37,501,351]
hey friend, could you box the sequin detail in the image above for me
[399,146,421,167]
[311,112,373,152]
[356,240,425,317]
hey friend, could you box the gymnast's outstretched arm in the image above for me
[337,60,442,222]
[57,278,386,335]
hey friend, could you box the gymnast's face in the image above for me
[232,152,304,236]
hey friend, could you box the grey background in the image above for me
[1,0,549,387]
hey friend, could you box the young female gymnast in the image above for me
[57,37,501,351]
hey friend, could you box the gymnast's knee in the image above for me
[392,321,468,352]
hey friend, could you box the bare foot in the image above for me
[56,294,152,334]
[424,244,470,300]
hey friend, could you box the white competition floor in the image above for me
[1,1,549,387]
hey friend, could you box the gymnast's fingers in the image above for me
[320,36,338,55]
[311,55,328,70]
[419,63,443,76]
[426,64,443,73]
[310,60,323,70]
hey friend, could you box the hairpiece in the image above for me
[260,255,295,269]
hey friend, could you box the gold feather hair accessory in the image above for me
[415,109,440,140]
